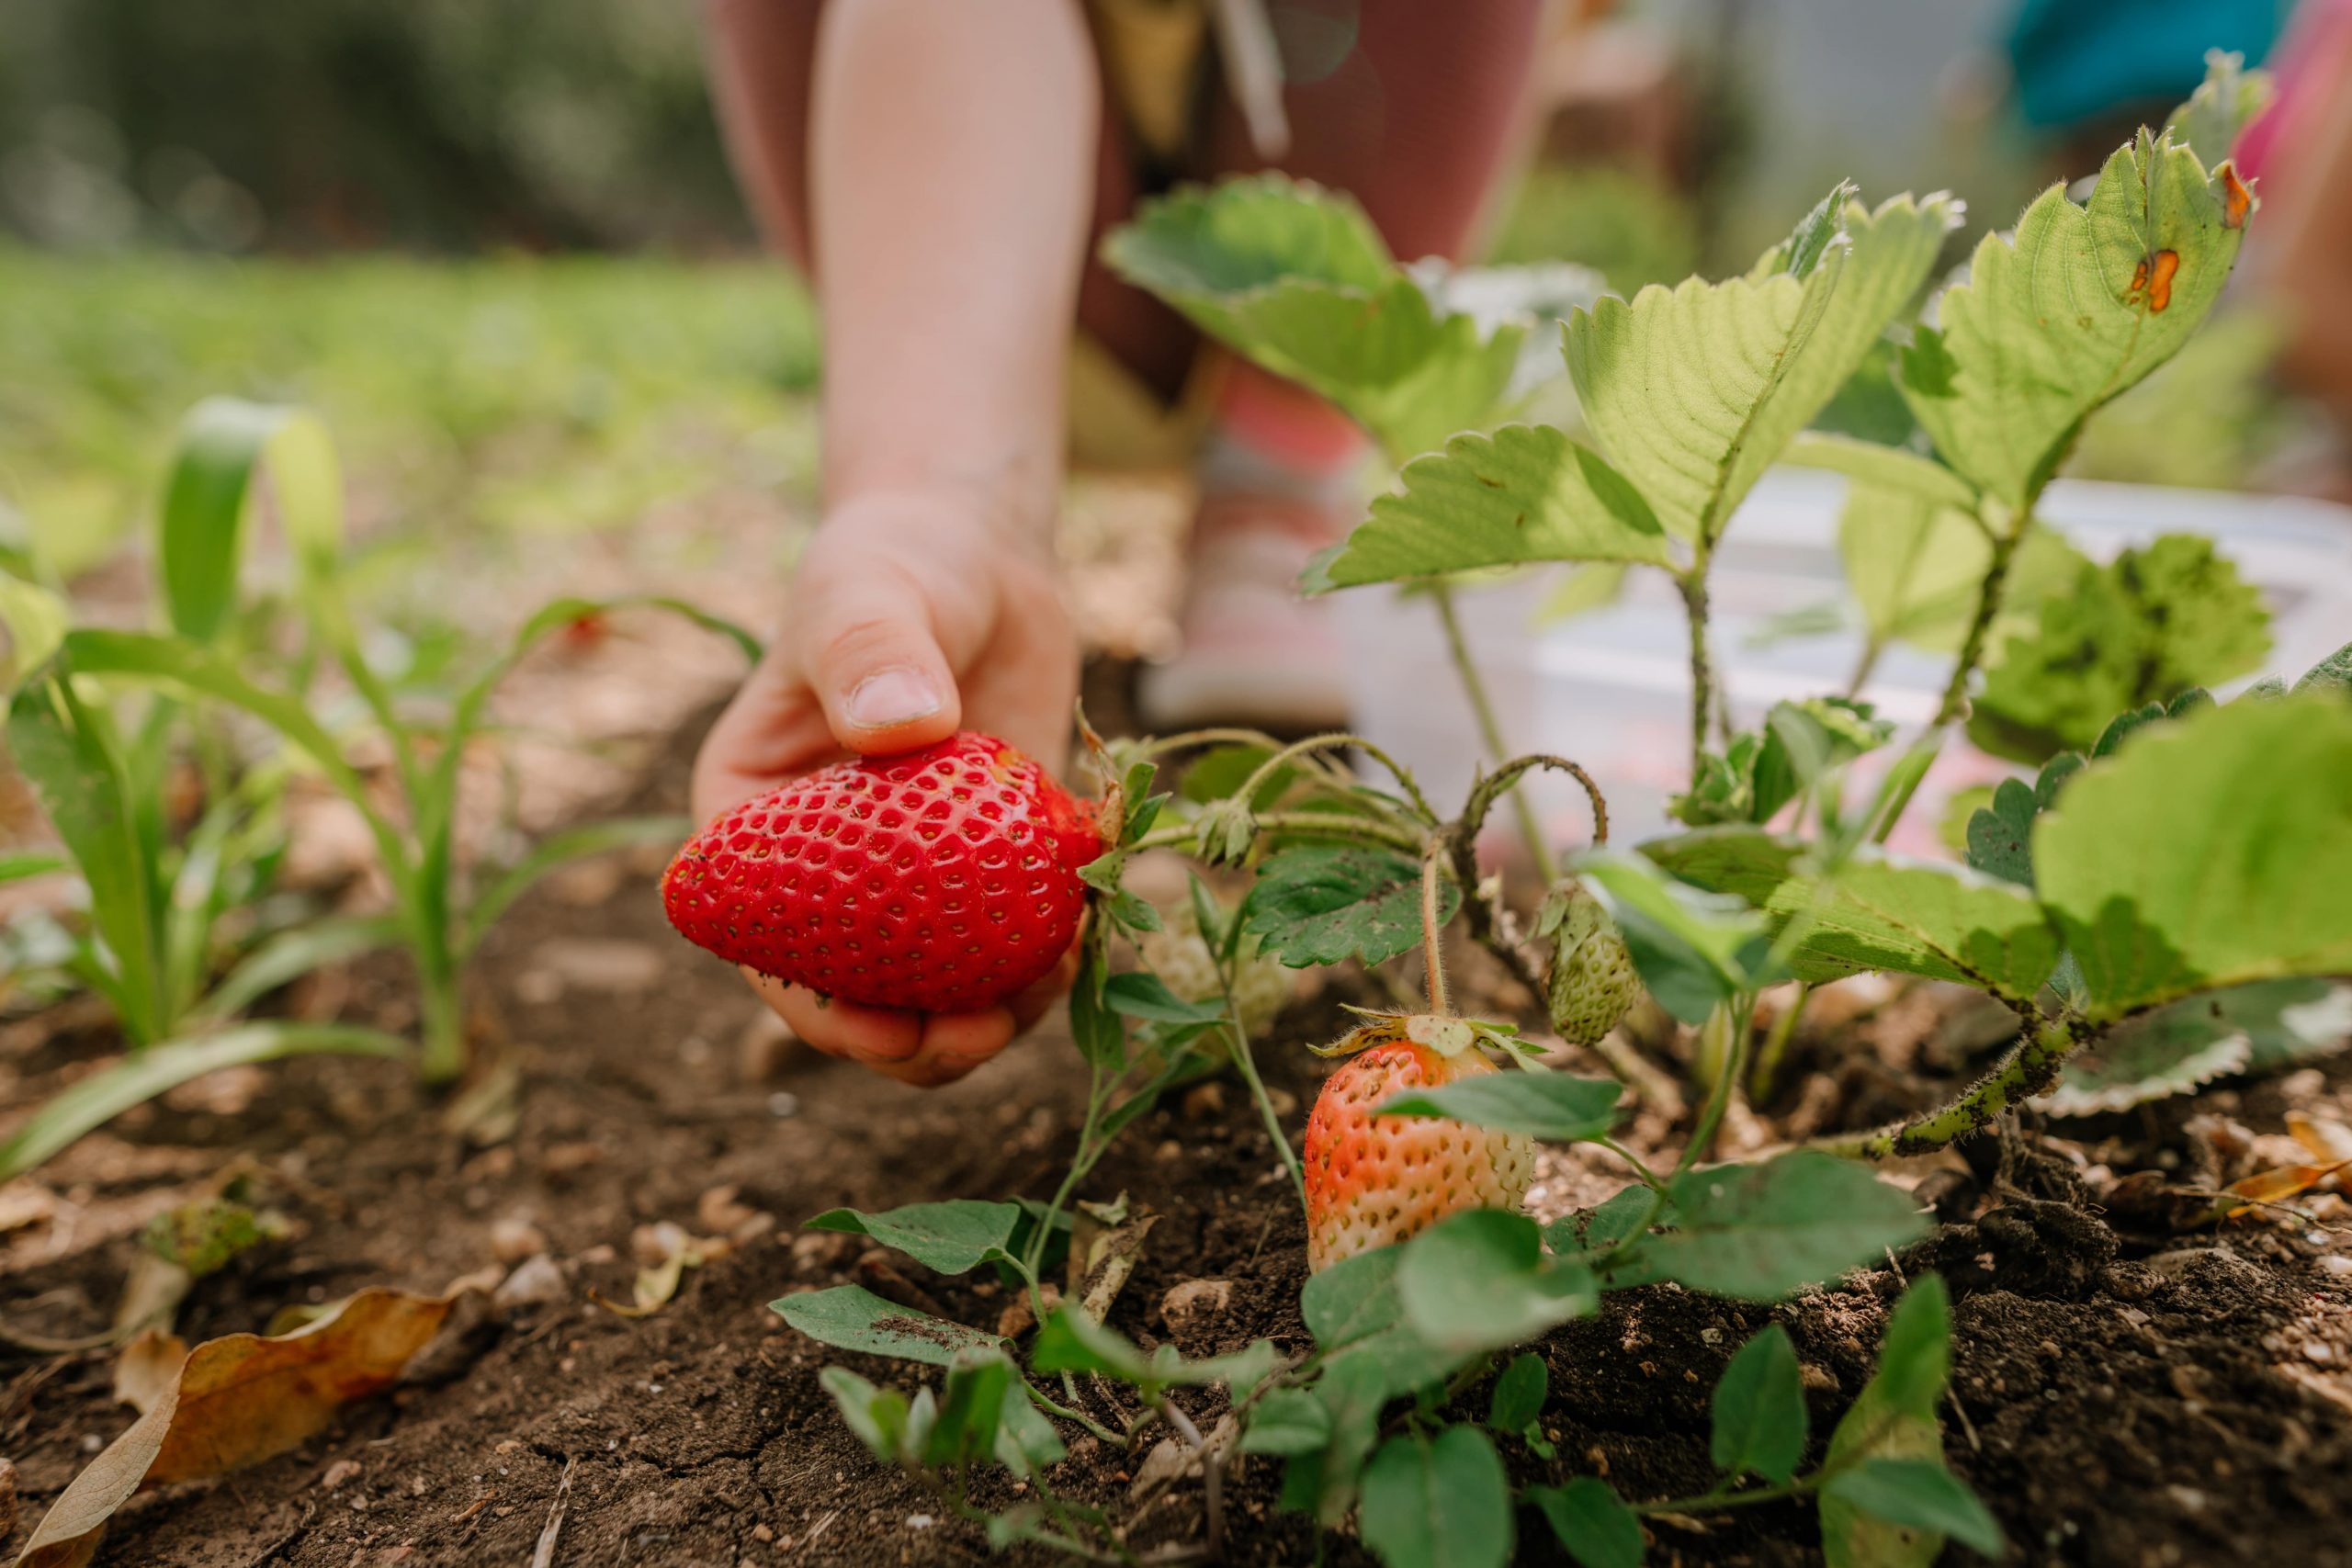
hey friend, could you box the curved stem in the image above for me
[1128,810,1427,858]
[1460,753,1609,852]
[1431,584,1556,881]
[1600,1136,1672,1197]
[1814,1015,2085,1159]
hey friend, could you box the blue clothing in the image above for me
[2005,0,2290,127]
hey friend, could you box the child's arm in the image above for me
[693,0,1099,1086]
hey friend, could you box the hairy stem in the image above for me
[1215,933,1307,1206]
[1432,584,1556,882]
[1677,566,1716,783]
[1419,846,1452,1017]
[1931,507,2027,728]
[1814,1015,2085,1158]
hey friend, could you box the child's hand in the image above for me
[691,491,1080,1086]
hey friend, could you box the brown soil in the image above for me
[6,711,2352,1568]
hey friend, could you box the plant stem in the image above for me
[1226,998,1306,1208]
[1814,1015,2085,1158]
[1676,566,1716,782]
[1748,981,1813,1102]
[1599,1136,1673,1197]
[1842,636,1885,701]
[1931,507,2026,728]
[1676,996,1752,1174]
[1638,1477,1814,1515]
[1419,846,1451,1017]
[415,942,468,1084]
[1026,1063,1112,1281]
[1129,811,1425,858]
[1431,584,1556,883]
[1027,1381,1125,1445]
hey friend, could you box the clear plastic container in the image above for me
[1337,468,2352,858]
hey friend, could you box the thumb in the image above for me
[795,558,965,755]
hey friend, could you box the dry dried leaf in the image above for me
[109,1330,187,1416]
[2226,1158,2352,1218]
[17,1285,472,1568]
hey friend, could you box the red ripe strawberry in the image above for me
[1303,1038,1534,1273]
[662,732,1101,1013]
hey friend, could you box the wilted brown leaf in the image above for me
[109,1329,187,1416]
[2226,1158,2352,1218]
[16,1285,471,1568]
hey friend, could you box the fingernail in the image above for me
[843,667,942,729]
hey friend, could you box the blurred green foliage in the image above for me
[0,0,739,252]
[1487,165,1702,296]
[0,249,820,580]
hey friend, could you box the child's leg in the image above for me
[1143,0,1544,730]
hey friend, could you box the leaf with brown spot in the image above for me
[16,1285,472,1568]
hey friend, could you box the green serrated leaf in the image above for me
[1241,843,1456,969]
[1635,1154,1928,1302]
[1358,1427,1515,1568]
[1306,424,1670,593]
[2032,695,2352,1020]
[1376,1071,1621,1144]
[771,1285,1004,1367]
[1528,1477,1645,1568]
[1711,1325,1807,1483]
[1396,1211,1599,1355]
[2293,639,2352,697]
[1102,970,1224,1024]
[1568,191,1957,544]
[1972,535,2267,763]
[1900,132,2249,508]
[1103,175,1522,461]
[803,1200,1023,1275]
[1643,829,2060,1001]
[2045,976,2351,1114]
[1825,1461,2004,1559]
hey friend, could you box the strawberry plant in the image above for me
[754,55,2352,1565]
[0,399,756,1178]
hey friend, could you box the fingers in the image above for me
[751,972,1017,1089]
[792,553,964,756]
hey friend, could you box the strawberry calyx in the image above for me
[1312,1006,1540,1066]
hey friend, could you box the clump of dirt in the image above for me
[5,716,2351,1567]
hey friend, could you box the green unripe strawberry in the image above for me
[1540,881,1643,1046]
[1137,896,1294,1042]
